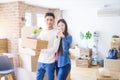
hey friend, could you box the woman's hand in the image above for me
[57,29,65,38]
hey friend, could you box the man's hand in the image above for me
[32,49,41,53]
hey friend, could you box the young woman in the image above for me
[56,19,72,80]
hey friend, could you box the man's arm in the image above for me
[41,37,60,54]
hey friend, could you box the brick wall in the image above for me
[0,1,62,54]
[0,2,19,53]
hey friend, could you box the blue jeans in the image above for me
[36,62,55,80]
[57,64,71,80]
[55,61,59,76]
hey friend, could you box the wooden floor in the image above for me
[70,60,120,80]
[70,60,99,80]
[71,67,98,80]
[15,59,120,80]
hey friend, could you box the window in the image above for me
[36,13,45,28]
[25,12,32,26]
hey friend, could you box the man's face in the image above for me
[45,16,55,29]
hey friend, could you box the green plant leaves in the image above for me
[85,31,92,39]
[112,35,119,38]
[33,28,39,34]
[80,31,92,40]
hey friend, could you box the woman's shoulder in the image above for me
[66,34,72,38]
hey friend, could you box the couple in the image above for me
[36,12,72,80]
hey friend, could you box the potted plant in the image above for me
[31,28,39,38]
[80,31,92,48]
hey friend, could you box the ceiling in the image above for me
[0,0,120,10]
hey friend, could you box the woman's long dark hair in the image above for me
[57,19,68,55]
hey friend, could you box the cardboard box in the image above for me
[76,59,91,68]
[66,73,71,80]
[21,38,48,49]
[69,51,75,59]
[117,52,120,59]
[112,38,120,44]
[0,39,8,53]
[19,38,40,55]
[104,59,120,71]
[0,49,8,53]
[80,48,92,57]
[111,42,120,50]
[19,54,39,72]
[111,38,120,51]
[111,38,120,58]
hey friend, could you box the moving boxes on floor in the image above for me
[76,59,91,68]
[104,59,120,71]
[80,48,92,57]
[19,54,39,72]
[111,38,120,58]
[111,38,120,50]
[76,48,92,68]
[19,26,48,72]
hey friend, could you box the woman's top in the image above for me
[58,35,72,67]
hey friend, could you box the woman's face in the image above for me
[57,22,65,33]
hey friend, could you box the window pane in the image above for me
[25,12,32,26]
[36,13,45,28]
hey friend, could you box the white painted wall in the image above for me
[63,1,120,60]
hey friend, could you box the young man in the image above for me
[36,12,60,80]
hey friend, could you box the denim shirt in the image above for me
[58,35,72,67]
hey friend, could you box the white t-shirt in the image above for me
[37,29,60,63]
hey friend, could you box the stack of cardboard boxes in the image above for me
[18,27,48,80]
[111,38,120,58]
[19,27,48,72]
[104,38,120,72]
[76,48,92,68]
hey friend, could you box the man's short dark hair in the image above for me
[45,12,55,19]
